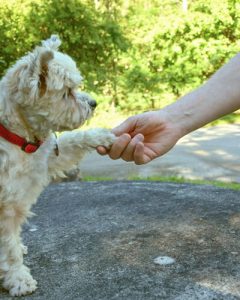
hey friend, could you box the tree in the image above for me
[1,0,239,113]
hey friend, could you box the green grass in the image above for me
[128,176,240,190]
[82,175,240,190]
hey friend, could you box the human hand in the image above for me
[97,110,183,164]
[98,54,240,164]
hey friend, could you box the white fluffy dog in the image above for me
[0,35,115,296]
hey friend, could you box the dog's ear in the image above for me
[38,50,54,97]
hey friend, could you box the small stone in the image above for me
[29,227,38,232]
[154,256,175,265]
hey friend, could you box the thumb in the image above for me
[112,116,136,137]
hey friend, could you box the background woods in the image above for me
[0,0,240,114]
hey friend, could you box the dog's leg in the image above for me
[48,128,115,179]
[0,203,37,296]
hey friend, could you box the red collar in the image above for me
[0,123,42,153]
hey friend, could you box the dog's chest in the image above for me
[1,145,50,205]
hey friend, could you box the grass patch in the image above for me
[82,175,240,190]
[128,175,240,190]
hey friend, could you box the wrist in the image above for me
[160,98,196,139]
[161,86,215,137]
[153,108,187,141]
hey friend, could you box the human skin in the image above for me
[97,53,240,164]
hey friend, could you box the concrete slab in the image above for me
[1,181,240,299]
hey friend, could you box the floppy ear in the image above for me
[38,50,54,97]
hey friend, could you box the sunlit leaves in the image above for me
[0,0,239,112]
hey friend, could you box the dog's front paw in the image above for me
[3,265,37,296]
[84,128,116,149]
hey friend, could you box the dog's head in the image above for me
[4,35,96,133]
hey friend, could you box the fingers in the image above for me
[133,142,151,165]
[96,133,131,157]
[108,133,132,159]
[120,134,144,161]
[96,145,108,155]
[97,117,136,156]
[96,133,145,162]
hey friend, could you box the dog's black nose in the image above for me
[89,99,97,109]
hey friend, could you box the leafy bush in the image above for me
[0,0,239,113]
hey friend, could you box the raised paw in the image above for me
[84,128,116,149]
[3,265,37,296]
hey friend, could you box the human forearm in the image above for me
[97,54,240,164]
[163,53,240,136]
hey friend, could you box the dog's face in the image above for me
[5,35,96,132]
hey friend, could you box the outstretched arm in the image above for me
[97,53,240,164]
[165,53,240,135]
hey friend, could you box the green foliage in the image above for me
[0,0,128,95]
[118,0,240,111]
[0,1,32,73]
[27,0,129,95]
[0,0,240,113]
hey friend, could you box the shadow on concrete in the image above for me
[1,181,240,299]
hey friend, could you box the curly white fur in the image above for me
[0,35,115,296]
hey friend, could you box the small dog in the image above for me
[0,35,115,296]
